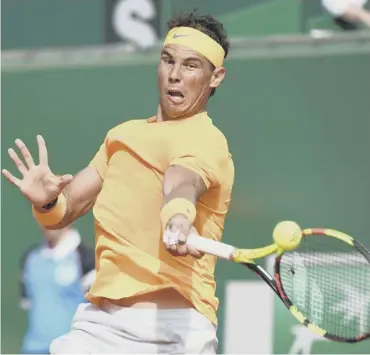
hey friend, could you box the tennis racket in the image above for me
[186,225,370,343]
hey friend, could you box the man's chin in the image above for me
[162,105,189,120]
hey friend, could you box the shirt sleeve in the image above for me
[89,137,109,180]
[169,129,230,189]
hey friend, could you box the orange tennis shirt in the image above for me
[86,111,234,325]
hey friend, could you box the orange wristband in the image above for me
[160,198,196,231]
[32,194,67,227]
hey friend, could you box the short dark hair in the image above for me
[167,9,230,97]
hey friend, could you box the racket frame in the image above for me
[185,228,370,343]
[274,228,370,343]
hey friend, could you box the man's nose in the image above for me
[169,63,181,82]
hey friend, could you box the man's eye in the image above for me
[187,64,197,69]
[163,57,173,64]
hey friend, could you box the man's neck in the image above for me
[156,105,206,122]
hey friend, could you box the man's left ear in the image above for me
[210,67,226,90]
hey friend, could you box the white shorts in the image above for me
[50,302,218,354]
[322,0,368,16]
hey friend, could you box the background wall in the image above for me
[2,39,370,353]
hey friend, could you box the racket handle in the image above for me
[186,234,235,260]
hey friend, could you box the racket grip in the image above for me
[186,234,235,260]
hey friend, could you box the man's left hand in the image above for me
[163,214,204,258]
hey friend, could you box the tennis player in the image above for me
[3,10,234,354]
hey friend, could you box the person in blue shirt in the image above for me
[20,225,95,354]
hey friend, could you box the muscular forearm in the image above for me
[34,190,96,230]
[50,192,96,229]
[161,165,207,259]
[162,165,207,207]
[163,181,197,206]
[34,166,103,229]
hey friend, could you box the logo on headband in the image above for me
[173,34,188,38]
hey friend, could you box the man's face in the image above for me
[158,44,225,120]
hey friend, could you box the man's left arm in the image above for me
[161,165,207,257]
[161,132,229,257]
[162,164,207,206]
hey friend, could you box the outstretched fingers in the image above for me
[37,135,49,165]
[8,148,28,176]
[15,139,35,168]
[2,169,21,188]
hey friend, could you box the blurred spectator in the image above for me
[322,0,370,29]
[20,225,95,354]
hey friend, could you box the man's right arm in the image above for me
[37,132,109,229]
[44,166,103,229]
[2,133,109,229]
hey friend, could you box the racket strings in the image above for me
[279,235,370,340]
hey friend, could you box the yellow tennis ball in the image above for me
[273,221,302,251]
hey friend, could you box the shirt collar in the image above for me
[147,111,211,123]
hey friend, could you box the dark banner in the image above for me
[104,0,162,48]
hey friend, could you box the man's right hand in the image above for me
[2,135,73,208]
